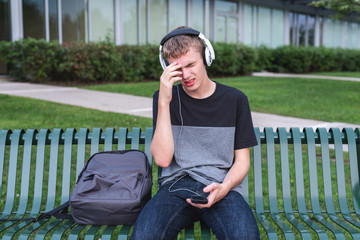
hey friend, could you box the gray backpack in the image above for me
[37,150,152,225]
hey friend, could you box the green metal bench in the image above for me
[0,127,359,239]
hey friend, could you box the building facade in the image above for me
[1,0,360,49]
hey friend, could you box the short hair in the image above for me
[163,26,204,60]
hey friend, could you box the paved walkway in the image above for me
[1,74,359,131]
[252,72,360,82]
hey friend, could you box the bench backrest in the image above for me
[0,127,359,221]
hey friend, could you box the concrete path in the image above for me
[252,72,360,82]
[1,75,359,131]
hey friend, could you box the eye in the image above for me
[186,62,195,68]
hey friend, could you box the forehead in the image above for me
[168,47,202,65]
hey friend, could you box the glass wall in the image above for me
[62,0,86,43]
[4,0,360,50]
[0,0,10,41]
[272,8,284,47]
[191,0,205,33]
[122,0,137,44]
[149,0,167,44]
[243,3,253,46]
[91,0,114,42]
[49,0,58,41]
[307,15,315,46]
[258,6,271,46]
[243,4,285,47]
[23,0,45,39]
[139,0,147,44]
[216,16,226,42]
[169,0,186,31]
[349,22,359,49]
[290,12,315,47]
[215,0,238,43]
[0,0,10,74]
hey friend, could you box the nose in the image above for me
[182,68,190,80]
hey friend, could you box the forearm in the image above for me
[222,148,251,193]
[151,102,174,168]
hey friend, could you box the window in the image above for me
[169,0,186,31]
[23,0,45,39]
[290,12,315,47]
[191,0,205,32]
[91,0,114,42]
[215,0,236,13]
[61,0,86,43]
[307,15,315,46]
[49,0,58,41]
[243,3,253,46]
[215,0,238,43]
[258,6,271,46]
[272,8,284,47]
[122,0,137,44]
[0,0,10,41]
[349,22,359,49]
[149,0,167,44]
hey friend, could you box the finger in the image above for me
[169,76,182,84]
[203,183,218,193]
[186,198,210,209]
[166,63,182,73]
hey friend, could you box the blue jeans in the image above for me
[131,176,260,240]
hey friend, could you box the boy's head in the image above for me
[162,26,204,61]
[159,26,215,69]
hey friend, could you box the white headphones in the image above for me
[159,28,215,70]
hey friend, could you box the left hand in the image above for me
[186,182,230,209]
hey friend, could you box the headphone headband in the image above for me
[160,28,200,46]
[159,28,215,70]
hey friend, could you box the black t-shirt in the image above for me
[152,82,258,193]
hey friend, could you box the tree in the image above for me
[309,0,360,20]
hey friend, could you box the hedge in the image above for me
[1,38,360,83]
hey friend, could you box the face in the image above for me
[168,47,210,96]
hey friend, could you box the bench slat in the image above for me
[305,128,346,239]
[118,225,132,240]
[265,127,296,239]
[1,129,23,219]
[345,128,360,217]
[318,128,360,238]
[76,128,88,178]
[291,128,329,239]
[253,128,278,238]
[101,225,117,240]
[61,128,75,204]
[278,128,312,238]
[333,128,360,229]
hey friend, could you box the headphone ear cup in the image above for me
[203,47,212,66]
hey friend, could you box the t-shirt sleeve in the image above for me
[234,95,258,149]
[152,91,159,131]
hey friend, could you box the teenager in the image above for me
[131,26,260,240]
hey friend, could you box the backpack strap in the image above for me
[36,201,74,221]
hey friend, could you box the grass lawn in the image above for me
[83,76,360,125]
[0,94,152,130]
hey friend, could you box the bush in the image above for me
[264,45,360,73]
[208,43,257,76]
[1,38,360,83]
[0,38,60,82]
[254,45,275,72]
